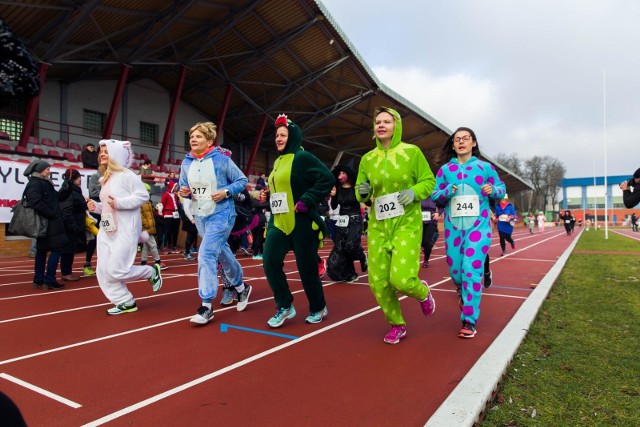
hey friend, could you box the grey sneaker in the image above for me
[236,285,252,312]
[220,288,237,306]
[305,306,328,324]
[267,305,296,328]
[190,306,213,324]
[148,263,163,292]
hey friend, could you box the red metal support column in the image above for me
[103,64,130,139]
[19,63,49,147]
[244,113,268,175]
[214,83,233,146]
[158,66,187,167]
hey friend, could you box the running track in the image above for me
[0,226,580,426]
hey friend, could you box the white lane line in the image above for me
[80,304,381,427]
[80,273,528,426]
[0,279,344,366]
[0,372,82,408]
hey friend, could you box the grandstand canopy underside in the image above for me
[1,0,531,193]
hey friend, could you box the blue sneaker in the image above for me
[220,288,237,306]
[305,306,328,324]
[267,305,296,328]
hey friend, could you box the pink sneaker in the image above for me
[318,258,327,278]
[383,325,407,344]
[419,280,436,317]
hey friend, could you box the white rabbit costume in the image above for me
[92,139,154,308]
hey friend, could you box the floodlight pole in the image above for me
[602,71,608,239]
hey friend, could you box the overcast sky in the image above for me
[321,0,638,180]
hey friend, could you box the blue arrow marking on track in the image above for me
[220,323,299,340]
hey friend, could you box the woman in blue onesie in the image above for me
[431,127,506,338]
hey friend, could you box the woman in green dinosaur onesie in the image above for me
[261,114,334,328]
[355,106,437,344]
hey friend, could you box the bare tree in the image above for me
[523,155,566,212]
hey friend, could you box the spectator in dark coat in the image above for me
[58,168,87,282]
[23,160,68,290]
[81,143,99,169]
[620,168,640,209]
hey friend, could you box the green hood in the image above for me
[276,115,303,155]
[372,107,403,150]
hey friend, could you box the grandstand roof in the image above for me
[0,0,532,193]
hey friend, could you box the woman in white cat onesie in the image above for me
[88,139,163,315]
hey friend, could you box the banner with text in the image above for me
[0,159,96,223]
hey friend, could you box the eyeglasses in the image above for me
[454,135,472,143]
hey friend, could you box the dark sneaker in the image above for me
[484,269,493,288]
[360,253,368,272]
[305,306,328,324]
[511,241,516,250]
[43,281,65,290]
[107,301,138,315]
[419,280,436,317]
[148,263,163,292]
[190,306,213,324]
[267,305,296,328]
[383,325,407,344]
[422,261,429,268]
[459,321,477,338]
[346,274,359,283]
[220,288,237,306]
[236,285,252,312]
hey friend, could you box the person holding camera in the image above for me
[620,168,640,209]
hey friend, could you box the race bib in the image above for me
[422,211,431,222]
[190,182,212,201]
[498,214,509,222]
[565,220,570,223]
[101,212,116,232]
[270,192,290,214]
[375,193,404,220]
[172,211,180,219]
[336,215,349,227]
[450,195,479,218]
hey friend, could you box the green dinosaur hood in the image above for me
[372,106,403,150]
[275,115,303,155]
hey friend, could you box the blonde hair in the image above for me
[99,158,125,184]
[189,122,217,145]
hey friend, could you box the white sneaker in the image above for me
[190,306,213,324]
[236,285,252,312]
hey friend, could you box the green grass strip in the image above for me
[481,230,639,426]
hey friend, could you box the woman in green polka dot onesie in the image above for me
[355,106,436,345]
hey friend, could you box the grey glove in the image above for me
[357,182,371,198]
[397,189,415,206]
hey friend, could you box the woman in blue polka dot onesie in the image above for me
[431,127,506,338]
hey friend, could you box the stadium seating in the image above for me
[27,136,38,145]
[14,145,28,153]
[0,143,11,151]
[63,152,76,162]
[55,140,68,149]
[41,138,54,147]
[32,148,45,155]
[69,142,81,151]
[47,149,60,157]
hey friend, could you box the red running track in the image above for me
[0,226,578,426]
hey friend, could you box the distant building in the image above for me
[560,175,639,226]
